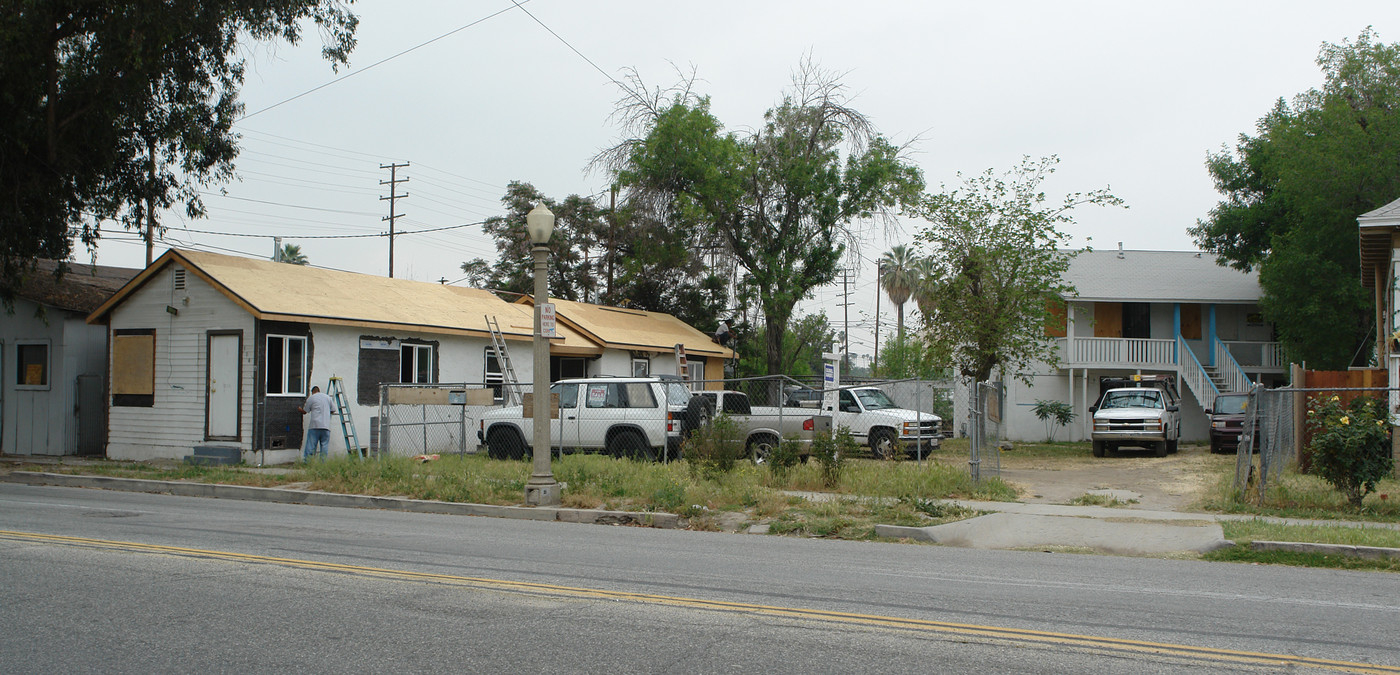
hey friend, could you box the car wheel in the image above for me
[487,427,527,461]
[683,396,714,437]
[748,433,779,465]
[1154,441,1168,457]
[610,430,656,462]
[1092,440,1105,458]
[1167,438,1178,454]
[870,429,897,460]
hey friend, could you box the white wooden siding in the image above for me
[107,266,254,460]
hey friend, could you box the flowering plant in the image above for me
[1306,395,1393,507]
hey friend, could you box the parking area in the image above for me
[993,443,1234,511]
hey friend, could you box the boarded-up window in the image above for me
[1044,298,1068,338]
[112,330,155,406]
[1180,304,1202,340]
[1094,303,1123,338]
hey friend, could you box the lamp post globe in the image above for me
[526,203,555,245]
[524,203,560,506]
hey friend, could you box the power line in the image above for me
[166,220,487,240]
[239,2,533,120]
[509,0,625,91]
[197,192,378,216]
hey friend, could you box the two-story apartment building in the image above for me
[997,247,1283,443]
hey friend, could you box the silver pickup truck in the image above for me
[697,390,814,463]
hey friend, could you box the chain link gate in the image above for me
[376,383,498,457]
[967,381,1004,481]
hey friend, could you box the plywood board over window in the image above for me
[1044,299,1068,338]
[1094,302,1123,338]
[1180,303,1202,340]
[112,330,155,406]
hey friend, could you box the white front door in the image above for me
[206,332,241,440]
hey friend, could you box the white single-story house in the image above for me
[86,249,731,463]
[966,248,1283,443]
[3,260,137,456]
[518,296,731,385]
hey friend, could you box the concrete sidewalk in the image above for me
[876,498,1400,557]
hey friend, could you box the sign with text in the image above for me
[540,303,556,338]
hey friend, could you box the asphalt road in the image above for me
[3,483,1399,674]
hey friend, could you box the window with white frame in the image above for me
[401,343,433,383]
[484,346,504,401]
[687,358,704,386]
[265,335,306,395]
[632,357,650,377]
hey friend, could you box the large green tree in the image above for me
[601,63,924,375]
[1190,28,1400,368]
[460,182,729,328]
[1,1,358,309]
[915,156,1122,384]
[460,181,602,303]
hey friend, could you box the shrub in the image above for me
[766,436,803,479]
[812,426,856,488]
[684,413,746,480]
[1032,399,1076,442]
[1306,395,1394,507]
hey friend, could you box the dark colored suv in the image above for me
[1207,393,1250,454]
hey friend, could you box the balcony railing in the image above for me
[1057,337,1284,371]
[1058,337,1176,368]
[1222,341,1284,369]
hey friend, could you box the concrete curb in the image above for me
[2,471,679,529]
[1249,540,1400,560]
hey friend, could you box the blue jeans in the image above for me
[303,428,331,460]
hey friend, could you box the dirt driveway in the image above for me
[994,444,1235,512]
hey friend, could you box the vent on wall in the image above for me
[173,267,186,291]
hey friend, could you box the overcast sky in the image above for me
[82,1,1396,358]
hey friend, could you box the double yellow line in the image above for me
[3,529,1395,673]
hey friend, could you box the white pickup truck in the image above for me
[477,376,705,461]
[820,386,942,458]
[697,390,814,462]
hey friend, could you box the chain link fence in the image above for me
[370,375,955,462]
[1235,386,1393,499]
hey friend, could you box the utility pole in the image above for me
[145,142,156,266]
[838,267,853,372]
[873,263,883,375]
[380,162,409,278]
[607,184,618,303]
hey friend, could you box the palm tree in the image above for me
[878,245,918,344]
[911,256,937,319]
[277,243,308,265]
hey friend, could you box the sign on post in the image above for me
[540,303,556,338]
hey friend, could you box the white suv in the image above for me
[477,377,701,461]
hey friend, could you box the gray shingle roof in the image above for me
[1358,196,1400,226]
[1064,249,1260,304]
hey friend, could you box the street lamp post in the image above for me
[524,203,561,506]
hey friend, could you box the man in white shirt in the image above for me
[297,385,334,460]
